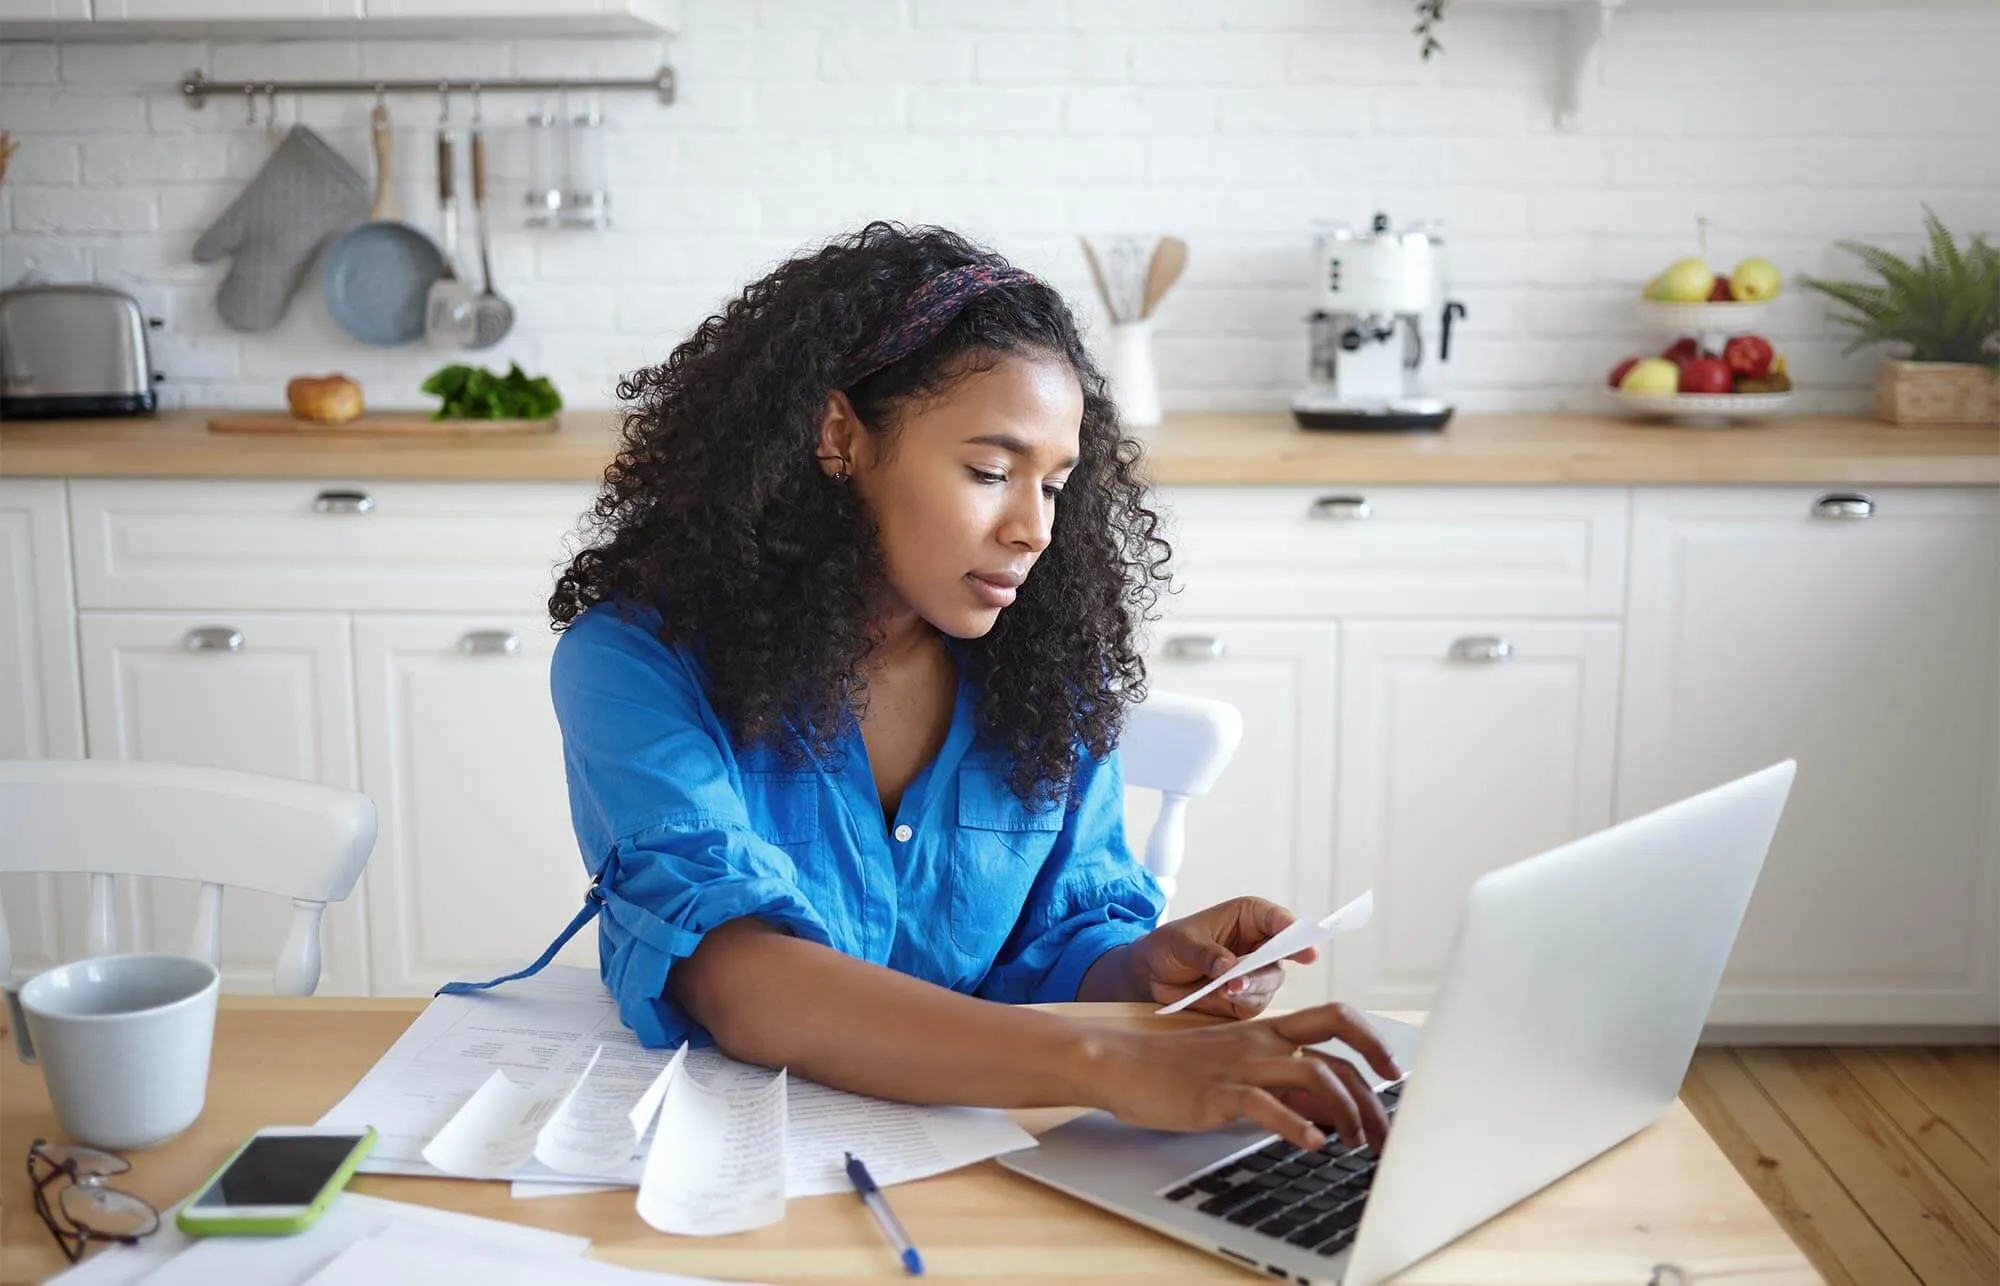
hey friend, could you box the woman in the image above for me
[539,223,1398,1154]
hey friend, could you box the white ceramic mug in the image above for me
[7,954,220,1151]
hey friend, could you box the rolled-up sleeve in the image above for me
[974,749,1164,1005]
[550,608,832,1048]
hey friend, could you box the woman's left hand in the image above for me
[1131,897,1318,1020]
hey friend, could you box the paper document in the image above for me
[315,964,1036,1230]
[637,1059,787,1234]
[126,1193,588,1286]
[1158,891,1376,1015]
[302,1235,760,1286]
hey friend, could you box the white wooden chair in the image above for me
[1121,690,1244,908]
[0,759,377,995]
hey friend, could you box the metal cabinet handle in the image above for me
[312,489,374,515]
[1308,495,1373,520]
[459,630,522,656]
[1812,492,1874,520]
[1162,634,1228,661]
[1447,635,1513,664]
[183,626,243,653]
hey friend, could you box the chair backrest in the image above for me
[1121,690,1243,908]
[0,759,377,995]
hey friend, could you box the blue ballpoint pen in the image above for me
[845,1151,924,1276]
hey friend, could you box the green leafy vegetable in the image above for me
[420,362,564,420]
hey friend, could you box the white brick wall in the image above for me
[2,0,1995,414]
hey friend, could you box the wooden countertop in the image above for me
[2,408,1994,486]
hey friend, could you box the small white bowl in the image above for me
[1613,388,1796,426]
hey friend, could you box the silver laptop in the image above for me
[1001,760,1796,1286]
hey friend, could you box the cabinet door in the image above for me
[92,1,362,16]
[77,612,369,995]
[0,481,85,982]
[1619,487,2000,1027]
[0,1,90,18]
[1332,622,1621,1011]
[354,616,593,996]
[360,0,601,12]
[1133,621,1338,1005]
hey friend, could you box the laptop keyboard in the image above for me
[1160,1080,1404,1259]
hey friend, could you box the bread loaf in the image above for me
[287,374,364,424]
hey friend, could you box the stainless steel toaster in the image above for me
[0,283,159,419]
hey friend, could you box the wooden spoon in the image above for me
[1140,235,1188,319]
[368,102,399,222]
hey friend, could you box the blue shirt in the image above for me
[548,602,1164,1049]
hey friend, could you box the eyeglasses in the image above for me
[27,1139,160,1264]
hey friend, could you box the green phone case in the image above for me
[174,1127,378,1238]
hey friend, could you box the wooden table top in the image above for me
[2,408,1993,486]
[0,995,1821,1284]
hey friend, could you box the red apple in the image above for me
[1708,276,1733,301]
[1723,335,1774,379]
[1679,356,1733,394]
[1661,337,1701,367]
[1608,357,1638,388]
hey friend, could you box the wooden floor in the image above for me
[1681,1046,1999,1286]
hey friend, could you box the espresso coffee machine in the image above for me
[1291,213,1466,432]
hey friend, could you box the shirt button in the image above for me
[893,824,913,842]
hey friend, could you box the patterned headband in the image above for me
[840,263,1041,387]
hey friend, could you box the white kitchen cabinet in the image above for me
[1618,487,2000,1028]
[68,480,595,614]
[76,611,371,995]
[361,0,673,19]
[1329,621,1622,1012]
[92,0,361,15]
[0,481,85,983]
[1132,620,1339,1005]
[1153,486,1627,620]
[0,0,90,19]
[354,615,594,996]
[20,0,675,32]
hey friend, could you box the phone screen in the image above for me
[192,1134,368,1208]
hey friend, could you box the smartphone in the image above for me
[175,1125,377,1237]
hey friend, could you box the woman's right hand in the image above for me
[1082,1003,1403,1153]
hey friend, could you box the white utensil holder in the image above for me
[1109,318,1161,431]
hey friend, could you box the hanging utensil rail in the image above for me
[180,67,676,109]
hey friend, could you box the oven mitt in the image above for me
[193,125,371,333]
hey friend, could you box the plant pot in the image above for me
[1874,358,2000,425]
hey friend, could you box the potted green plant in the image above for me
[1799,209,2000,425]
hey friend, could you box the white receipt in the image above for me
[1157,891,1376,1015]
[636,1056,786,1235]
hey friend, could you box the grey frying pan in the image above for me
[321,102,442,347]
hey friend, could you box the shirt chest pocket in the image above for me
[947,766,1063,958]
[739,770,823,856]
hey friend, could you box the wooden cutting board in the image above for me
[208,410,561,436]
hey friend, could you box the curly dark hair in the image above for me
[549,222,1171,803]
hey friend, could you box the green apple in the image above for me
[1730,257,1781,301]
[1619,357,1681,394]
[1655,258,1717,303]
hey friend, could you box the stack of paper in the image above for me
[46,1193,591,1286]
[314,965,1037,1234]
